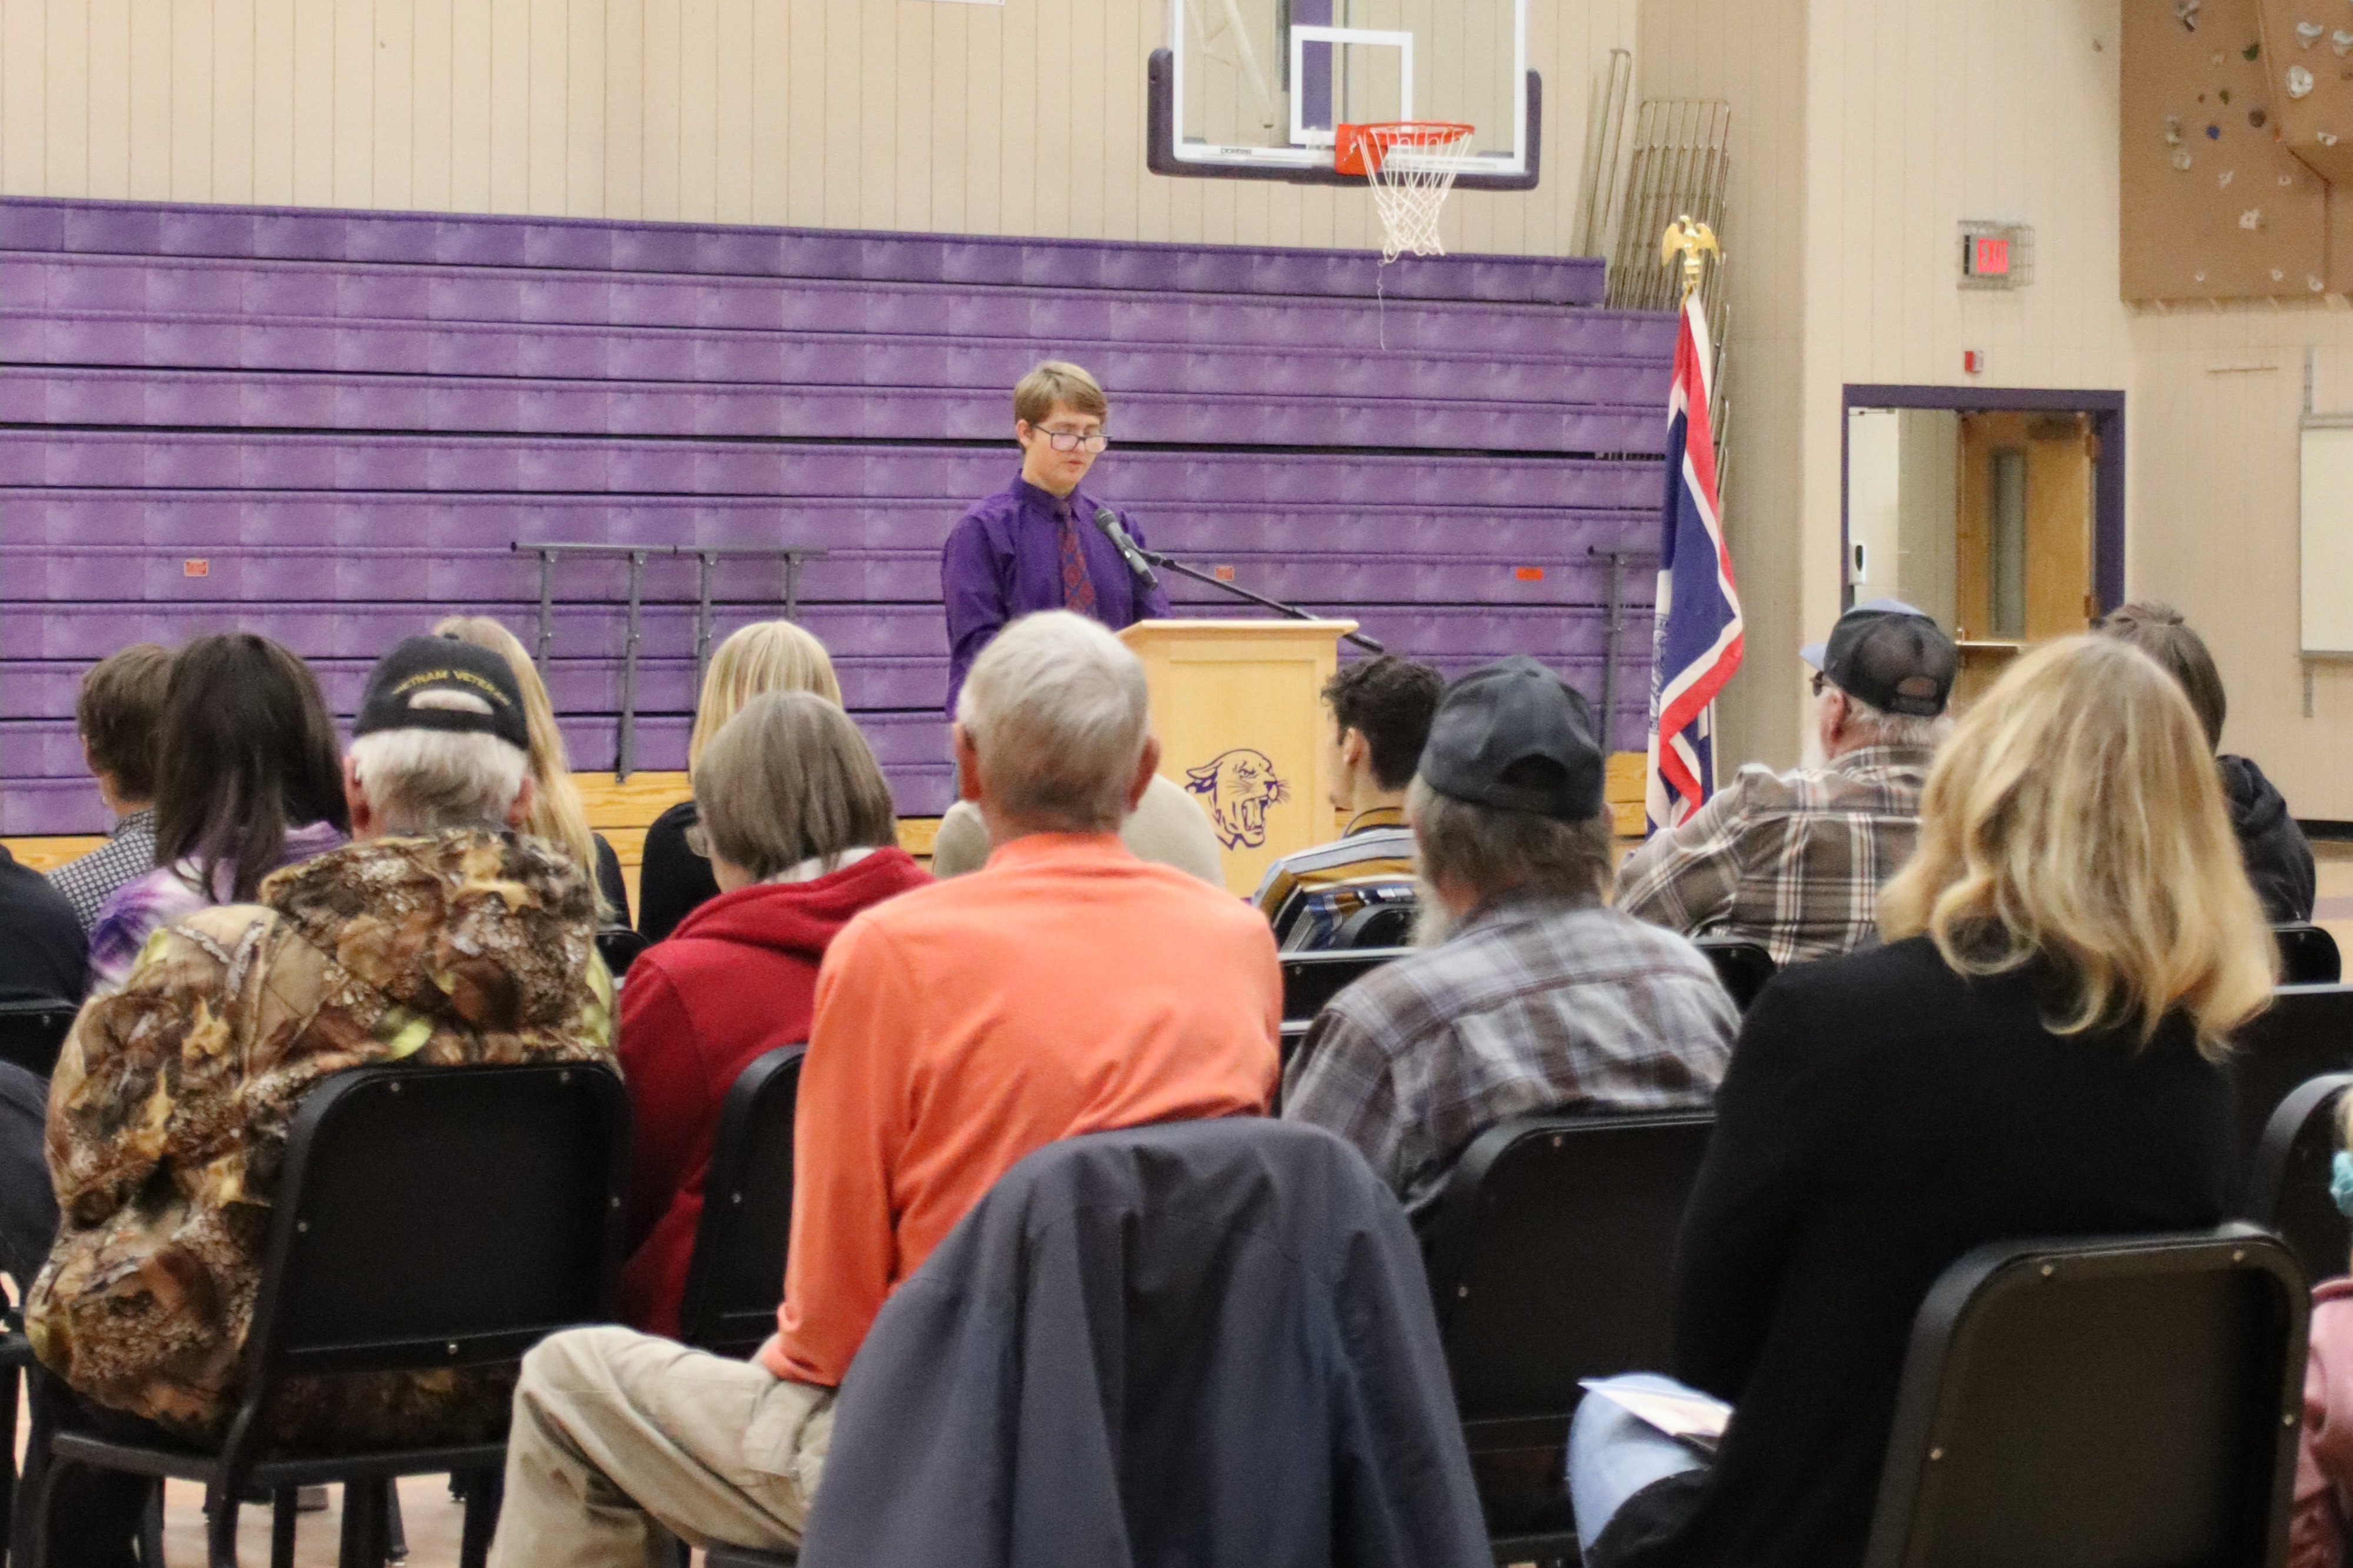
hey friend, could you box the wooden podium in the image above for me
[1119,618,1358,896]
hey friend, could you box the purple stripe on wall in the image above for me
[2,196,1608,305]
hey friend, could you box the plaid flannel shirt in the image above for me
[44,808,156,936]
[1613,745,1935,967]
[1281,894,1737,1219]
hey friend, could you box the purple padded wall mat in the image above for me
[1,196,1672,835]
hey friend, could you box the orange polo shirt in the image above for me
[763,831,1281,1386]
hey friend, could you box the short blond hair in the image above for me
[1014,361,1108,428]
[687,621,843,775]
[434,615,614,920]
[955,610,1148,833]
[695,692,898,879]
[1877,635,2275,1053]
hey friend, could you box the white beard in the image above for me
[1800,726,1830,771]
[1414,881,1455,948]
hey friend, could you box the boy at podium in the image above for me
[941,361,1172,714]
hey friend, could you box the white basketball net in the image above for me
[1362,124,1476,263]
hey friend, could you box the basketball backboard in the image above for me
[1147,0,1539,190]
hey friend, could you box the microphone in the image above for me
[1092,507,1161,591]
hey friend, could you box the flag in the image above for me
[1643,295,1745,833]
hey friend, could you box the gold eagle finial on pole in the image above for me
[1659,214,1720,303]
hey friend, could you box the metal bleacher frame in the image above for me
[516,542,828,780]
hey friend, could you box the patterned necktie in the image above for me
[1055,501,1098,616]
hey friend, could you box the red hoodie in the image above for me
[616,846,932,1337]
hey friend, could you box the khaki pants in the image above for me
[486,1327,834,1568]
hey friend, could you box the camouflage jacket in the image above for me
[27,830,615,1447]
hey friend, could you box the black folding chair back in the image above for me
[1692,937,1775,1012]
[2248,1072,2353,1289]
[1279,948,1411,1024]
[678,1046,806,1358]
[33,1060,629,1568]
[1863,1226,2307,1568]
[0,996,78,1078]
[1421,1110,1716,1557]
[598,926,652,980]
[2228,983,2353,1173]
[2277,923,2344,986]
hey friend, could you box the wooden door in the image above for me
[1954,411,2095,643]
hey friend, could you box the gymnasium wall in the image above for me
[0,0,1634,258]
[1643,0,2353,819]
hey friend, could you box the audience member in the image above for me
[618,691,930,1337]
[0,845,88,1004]
[436,613,634,925]
[2098,600,2316,923]
[1251,654,1445,950]
[928,770,1223,883]
[486,610,1279,1565]
[1284,658,1735,1221]
[22,633,616,1562]
[1568,635,2271,1568]
[84,633,348,993]
[1615,599,1955,965]
[45,643,172,934]
[0,1060,55,1295]
[638,620,845,943]
[2292,1096,2353,1568]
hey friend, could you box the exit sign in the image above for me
[1958,221,2032,290]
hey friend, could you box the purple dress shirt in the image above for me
[941,475,1175,713]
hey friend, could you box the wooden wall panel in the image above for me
[0,0,1624,257]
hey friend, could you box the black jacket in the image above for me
[636,800,718,944]
[0,846,87,1003]
[2219,755,2315,923]
[799,1117,1492,1568]
[1599,936,2234,1568]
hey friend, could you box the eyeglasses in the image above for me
[1809,671,1829,698]
[1033,427,1109,453]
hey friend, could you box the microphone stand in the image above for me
[1135,549,1387,655]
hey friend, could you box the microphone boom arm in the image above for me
[1137,548,1386,655]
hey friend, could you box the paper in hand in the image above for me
[1578,1379,1733,1455]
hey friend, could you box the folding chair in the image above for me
[1336,899,1417,950]
[2228,983,2353,1175]
[1279,948,1411,1025]
[597,927,652,982]
[2247,1071,2353,1289]
[1421,1110,1716,1564]
[0,997,78,1079]
[677,1046,807,1357]
[26,1060,629,1568]
[1691,936,1775,1012]
[1862,1225,2307,1567]
[2276,922,2344,986]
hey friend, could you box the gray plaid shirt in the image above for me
[1281,893,1737,1219]
[1614,745,1934,967]
[45,808,156,935]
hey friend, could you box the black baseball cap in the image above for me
[354,635,531,750]
[1418,656,1605,822]
[1799,599,1957,718]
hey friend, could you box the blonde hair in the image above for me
[432,615,611,919]
[1877,635,2275,1053]
[1013,361,1109,427]
[686,621,843,775]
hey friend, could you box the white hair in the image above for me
[1842,695,1954,753]
[955,610,1149,833]
[348,728,529,834]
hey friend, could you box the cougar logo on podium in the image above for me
[1185,749,1289,850]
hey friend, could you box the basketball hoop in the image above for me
[1335,121,1476,262]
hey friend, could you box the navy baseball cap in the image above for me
[355,635,531,750]
[1799,599,1957,718]
[1418,656,1605,822]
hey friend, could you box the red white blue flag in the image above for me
[1644,296,1745,833]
